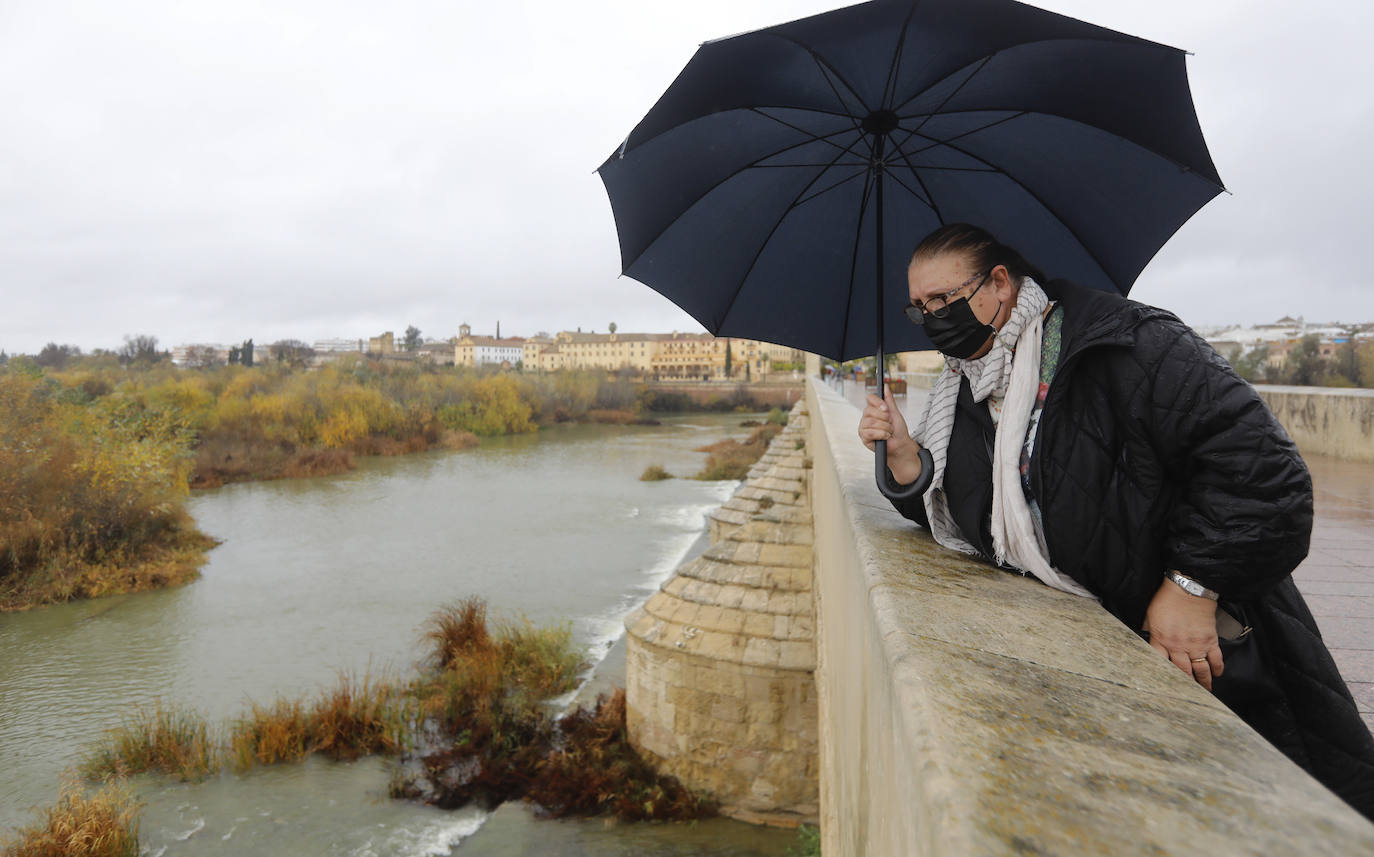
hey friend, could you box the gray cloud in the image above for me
[1,0,1371,354]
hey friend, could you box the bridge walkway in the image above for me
[837,378,1374,731]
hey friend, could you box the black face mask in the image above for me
[923,296,998,359]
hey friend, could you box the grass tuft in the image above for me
[227,673,408,770]
[424,598,492,670]
[66,599,710,829]
[1,778,141,857]
[227,698,310,770]
[639,464,673,481]
[80,705,216,782]
[693,423,782,481]
[308,673,408,761]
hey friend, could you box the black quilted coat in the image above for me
[888,279,1374,818]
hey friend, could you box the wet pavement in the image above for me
[1297,454,1374,732]
[835,377,1374,730]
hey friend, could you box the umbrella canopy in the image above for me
[597,0,1224,362]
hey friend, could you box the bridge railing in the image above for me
[804,375,1374,856]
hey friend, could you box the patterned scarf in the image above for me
[909,278,1093,598]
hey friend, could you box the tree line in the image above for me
[1228,335,1374,388]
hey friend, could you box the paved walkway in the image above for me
[835,378,1374,730]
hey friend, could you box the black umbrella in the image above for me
[598,0,1223,499]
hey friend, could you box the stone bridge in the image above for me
[624,376,1374,855]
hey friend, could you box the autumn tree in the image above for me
[184,344,222,369]
[119,334,163,366]
[1283,335,1325,386]
[270,339,315,367]
[36,343,82,369]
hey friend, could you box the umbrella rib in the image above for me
[878,166,936,211]
[752,108,863,157]
[896,107,1224,188]
[889,142,945,221]
[751,162,873,168]
[880,2,920,111]
[908,134,1120,287]
[712,135,870,331]
[769,34,872,125]
[900,166,999,173]
[615,104,862,165]
[838,170,878,361]
[891,110,1027,158]
[905,57,992,139]
[794,168,869,208]
[617,127,864,274]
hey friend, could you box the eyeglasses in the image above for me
[904,269,992,325]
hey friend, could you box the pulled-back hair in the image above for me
[910,223,1047,285]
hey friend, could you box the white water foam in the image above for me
[349,809,487,857]
[170,817,205,841]
[654,485,736,531]
[557,486,734,710]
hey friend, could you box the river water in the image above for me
[0,415,796,856]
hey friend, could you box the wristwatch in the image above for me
[1167,570,1220,601]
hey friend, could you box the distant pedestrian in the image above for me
[858,223,1374,818]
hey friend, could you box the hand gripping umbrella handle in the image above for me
[874,441,934,501]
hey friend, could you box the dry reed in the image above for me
[1,778,140,857]
[693,423,782,481]
[639,464,673,481]
[80,705,216,783]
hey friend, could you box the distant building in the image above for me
[415,342,456,365]
[456,334,524,368]
[171,343,229,366]
[1206,316,1356,370]
[314,338,365,353]
[549,331,662,372]
[367,332,395,355]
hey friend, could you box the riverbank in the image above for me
[0,415,796,855]
[0,358,796,610]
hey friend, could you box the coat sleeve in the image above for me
[885,465,931,529]
[1139,319,1313,600]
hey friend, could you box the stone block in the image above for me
[767,592,796,615]
[694,630,743,662]
[743,612,776,639]
[758,544,812,568]
[778,640,816,671]
[738,588,768,613]
[716,585,746,609]
[743,637,781,667]
[732,541,763,565]
[711,695,747,724]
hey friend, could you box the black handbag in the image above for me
[1210,601,1283,706]
[1137,602,1282,705]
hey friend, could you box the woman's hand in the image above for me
[857,391,924,486]
[1143,577,1222,690]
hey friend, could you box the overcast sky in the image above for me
[1,0,1371,354]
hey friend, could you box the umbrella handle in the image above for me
[874,442,934,501]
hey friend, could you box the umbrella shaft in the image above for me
[873,133,887,397]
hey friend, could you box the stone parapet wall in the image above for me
[806,378,1374,856]
[1256,384,1374,463]
[625,400,819,826]
[709,410,810,543]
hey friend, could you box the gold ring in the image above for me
[1190,657,1208,663]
